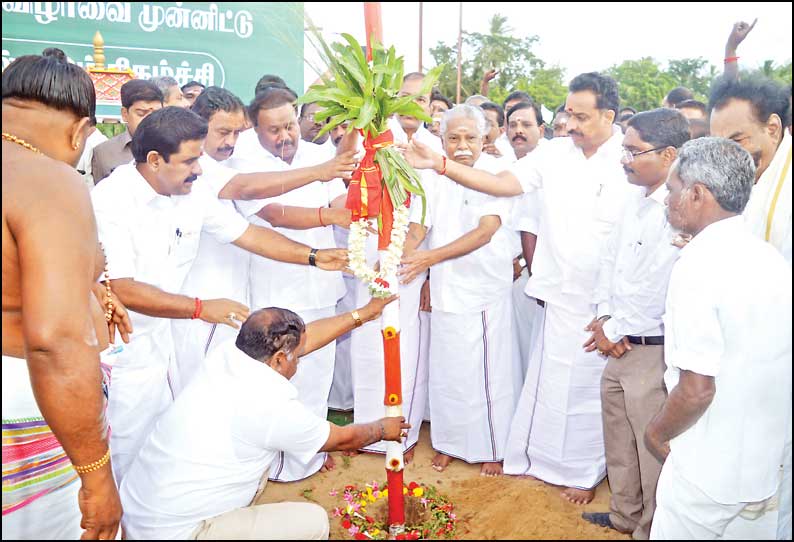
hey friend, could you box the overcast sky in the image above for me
[302,1,792,92]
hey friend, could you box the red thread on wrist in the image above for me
[192,298,202,319]
[438,155,447,176]
[318,206,326,227]
[724,56,739,63]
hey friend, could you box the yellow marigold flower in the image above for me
[412,487,424,497]
[359,500,368,508]
[372,529,381,536]
[369,494,377,503]
[382,489,388,497]
[403,486,408,495]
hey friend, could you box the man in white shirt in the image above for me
[506,100,546,382]
[581,109,690,539]
[480,101,517,162]
[298,101,337,160]
[645,137,792,539]
[405,72,633,504]
[227,87,350,481]
[400,104,517,476]
[120,298,410,540]
[710,80,792,540]
[76,123,108,189]
[92,106,348,484]
[171,87,356,395]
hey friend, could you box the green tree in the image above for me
[429,14,546,105]
[665,57,714,100]
[739,60,792,86]
[606,57,676,111]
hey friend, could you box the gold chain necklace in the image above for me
[2,132,42,154]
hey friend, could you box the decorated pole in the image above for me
[299,19,441,538]
[362,3,406,536]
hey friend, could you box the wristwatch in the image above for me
[518,257,527,268]
[351,310,363,328]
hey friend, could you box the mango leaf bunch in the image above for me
[299,28,442,212]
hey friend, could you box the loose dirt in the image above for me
[257,422,631,540]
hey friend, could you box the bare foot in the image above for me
[561,487,595,505]
[341,450,360,457]
[431,453,453,472]
[320,454,336,473]
[404,448,415,465]
[480,462,503,477]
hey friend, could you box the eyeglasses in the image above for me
[622,146,668,163]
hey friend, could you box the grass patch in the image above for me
[327,409,354,426]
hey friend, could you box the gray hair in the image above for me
[673,137,756,214]
[440,104,489,138]
[149,76,180,95]
[464,94,488,106]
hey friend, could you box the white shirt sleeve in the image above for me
[204,160,238,197]
[508,148,544,194]
[199,187,251,244]
[593,216,621,320]
[92,192,137,280]
[665,271,724,377]
[261,400,331,464]
[327,178,348,202]
[511,191,540,234]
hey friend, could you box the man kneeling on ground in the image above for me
[119,295,408,540]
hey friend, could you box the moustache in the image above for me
[276,139,294,149]
[454,149,473,158]
[568,130,583,137]
[218,146,235,155]
[184,174,199,184]
[512,135,527,143]
[623,165,634,175]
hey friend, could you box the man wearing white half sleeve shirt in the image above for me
[399,105,517,477]
[228,87,350,481]
[404,72,633,505]
[581,109,690,539]
[120,298,409,540]
[92,106,348,484]
[171,87,356,396]
[645,137,792,539]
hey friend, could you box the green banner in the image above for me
[2,2,305,116]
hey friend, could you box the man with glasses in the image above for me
[404,72,632,505]
[581,108,690,538]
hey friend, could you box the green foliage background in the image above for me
[429,14,792,113]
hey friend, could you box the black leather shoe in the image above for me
[581,512,616,531]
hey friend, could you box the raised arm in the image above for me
[724,18,757,81]
[399,215,501,284]
[12,164,121,540]
[303,295,397,355]
[404,139,523,197]
[256,204,352,230]
[233,224,348,271]
[109,278,250,328]
[218,151,357,201]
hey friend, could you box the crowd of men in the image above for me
[2,19,792,541]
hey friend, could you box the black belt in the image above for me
[626,335,664,346]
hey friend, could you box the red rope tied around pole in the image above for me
[345,129,403,250]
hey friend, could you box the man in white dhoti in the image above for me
[226,87,350,480]
[405,72,633,504]
[581,109,690,539]
[709,77,792,541]
[171,87,356,396]
[506,100,547,383]
[120,299,409,540]
[400,104,517,476]
[92,106,348,484]
[343,72,444,464]
[645,137,792,539]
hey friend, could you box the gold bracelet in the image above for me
[351,310,363,328]
[72,448,111,474]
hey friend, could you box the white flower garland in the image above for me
[348,205,411,298]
